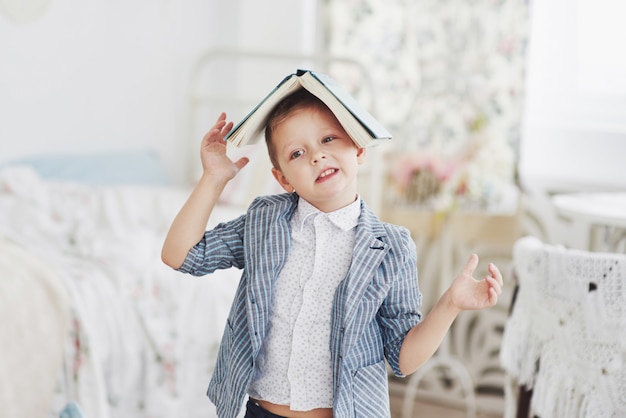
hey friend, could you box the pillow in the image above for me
[0,150,171,186]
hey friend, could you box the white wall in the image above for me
[0,0,318,184]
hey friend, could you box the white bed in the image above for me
[0,162,246,418]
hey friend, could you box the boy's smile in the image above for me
[270,106,366,213]
[317,168,337,181]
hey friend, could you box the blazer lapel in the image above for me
[339,203,391,341]
[244,193,298,352]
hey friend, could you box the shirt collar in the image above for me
[295,196,361,232]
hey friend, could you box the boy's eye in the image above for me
[321,136,336,144]
[290,149,304,160]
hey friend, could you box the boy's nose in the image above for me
[310,150,326,165]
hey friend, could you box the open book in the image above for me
[225,69,392,148]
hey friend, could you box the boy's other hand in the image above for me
[448,254,503,311]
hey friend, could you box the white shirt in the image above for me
[248,196,360,411]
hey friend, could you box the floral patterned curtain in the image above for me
[325,0,529,210]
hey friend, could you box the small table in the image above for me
[552,192,626,252]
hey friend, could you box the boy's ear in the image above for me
[271,167,295,193]
[356,147,366,164]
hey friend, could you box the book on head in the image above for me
[225,69,392,148]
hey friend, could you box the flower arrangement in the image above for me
[388,119,517,212]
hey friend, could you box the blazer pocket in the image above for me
[351,360,391,417]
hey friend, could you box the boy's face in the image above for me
[270,106,366,213]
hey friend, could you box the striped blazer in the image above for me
[179,192,422,418]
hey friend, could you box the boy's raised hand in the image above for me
[448,254,503,311]
[200,112,249,181]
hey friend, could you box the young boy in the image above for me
[161,89,503,418]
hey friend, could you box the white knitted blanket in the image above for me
[500,236,626,417]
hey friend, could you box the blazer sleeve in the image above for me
[379,225,423,377]
[177,213,247,276]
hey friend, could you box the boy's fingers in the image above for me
[462,254,479,276]
[485,275,502,294]
[234,157,250,171]
[488,263,503,285]
[222,121,234,137]
[202,128,221,143]
[489,288,499,304]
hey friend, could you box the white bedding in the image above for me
[0,166,245,418]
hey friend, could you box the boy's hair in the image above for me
[264,88,333,169]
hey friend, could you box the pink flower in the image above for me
[391,152,457,190]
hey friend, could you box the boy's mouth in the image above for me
[317,168,337,181]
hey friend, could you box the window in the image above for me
[519,0,626,192]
